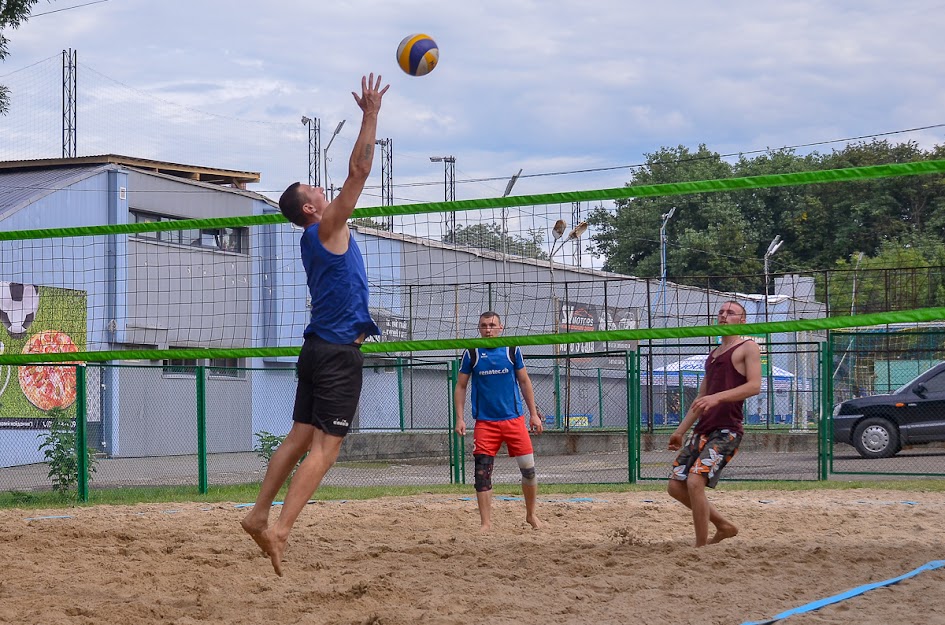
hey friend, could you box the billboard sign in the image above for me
[0,282,87,429]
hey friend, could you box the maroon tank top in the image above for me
[694,340,749,436]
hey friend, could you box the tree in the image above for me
[587,144,762,290]
[587,139,945,300]
[449,222,547,260]
[1,0,40,115]
[829,234,945,315]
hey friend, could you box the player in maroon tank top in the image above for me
[667,300,762,547]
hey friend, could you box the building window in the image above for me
[161,357,245,379]
[208,357,244,379]
[130,210,246,253]
[163,357,197,377]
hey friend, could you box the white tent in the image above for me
[647,355,795,391]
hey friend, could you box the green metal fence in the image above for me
[3,334,945,502]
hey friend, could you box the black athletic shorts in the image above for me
[292,334,364,437]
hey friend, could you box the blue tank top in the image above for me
[460,346,525,421]
[300,224,380,344]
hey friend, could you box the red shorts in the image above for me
[473,416,534,457]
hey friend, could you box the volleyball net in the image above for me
[1,159,944,369]
[3,160,945,494]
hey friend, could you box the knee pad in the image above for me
[516,453,537,485]
[474,454,495,492]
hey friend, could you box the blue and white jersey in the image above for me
[460,346,525,421]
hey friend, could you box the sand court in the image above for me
[2,489,944,625]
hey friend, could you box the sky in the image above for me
[2,0,944,211]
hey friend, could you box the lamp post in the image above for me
[658,207,676,326]
[323,120,346,200]
[547,219,589,430]
[763,234,784,324]
[430,156,456,241]
[762,234,784,427]
[497,169,523,319]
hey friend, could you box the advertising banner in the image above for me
[0,282,87,429]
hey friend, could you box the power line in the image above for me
[29,0,111,18]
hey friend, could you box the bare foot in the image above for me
[709,522,738,544]
[258,528,287,576]
[240,515,269,555]
[526,514,542,530]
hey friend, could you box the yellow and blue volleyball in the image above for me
[396,34,439,77]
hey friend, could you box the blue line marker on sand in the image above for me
[741,559,945,625]
[24,515,73,521]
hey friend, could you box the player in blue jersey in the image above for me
[241,73,389,576]
[454,311,543,532]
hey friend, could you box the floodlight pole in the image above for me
[763,234,784,324]
[301,116,321,187]
[658,207,676,326]
[430,156,456,241]
[324,120,346,200]
[547,220,588,431]
[762,234,784,428]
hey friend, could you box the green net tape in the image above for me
[1,159,944,241]
[1,307,942,365]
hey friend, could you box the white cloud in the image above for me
[1,0,942,205]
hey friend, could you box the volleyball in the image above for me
[396,34,439,77]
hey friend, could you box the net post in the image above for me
[196,365,208,494]
[76,364,89,502]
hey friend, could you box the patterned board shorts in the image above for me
[670,429,742,489]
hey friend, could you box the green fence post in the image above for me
[820,338,833,481]
[626,351,638,484]
[397,357,405,432]
[196,365,208,494]
[75,364,89,502]
[553,359,562,429]
[448,359,460,484]
[597,368,604,428]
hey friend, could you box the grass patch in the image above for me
[2,478,944,510]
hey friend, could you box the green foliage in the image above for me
[351,218,391,231]
[253,430,310,470]
[37,408,97,498]
[253,430,285,466]
[449,222,547,260]
[587,139,945,297]
[0,0,41,115]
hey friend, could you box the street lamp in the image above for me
[547,219,589,430]
[763,234,784,324]
[323,119,346,200]
[658,207,676,325]
[430,155,456,240]
[762,234,784,428]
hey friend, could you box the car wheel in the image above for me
[852,417,900,459]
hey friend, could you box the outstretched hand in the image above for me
[352,73,390,115]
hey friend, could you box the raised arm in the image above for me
[318,73,390,252]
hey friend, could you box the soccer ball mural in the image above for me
[0,282,40,339]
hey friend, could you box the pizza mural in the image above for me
[17,331,80,411]
[0,282,87,428]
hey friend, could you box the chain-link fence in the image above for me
[4,332,945,499]
[829,328,945,476]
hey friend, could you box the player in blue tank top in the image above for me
[241,74,389,576]
[454,311,543,532]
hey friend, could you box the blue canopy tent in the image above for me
[645,355,797,426]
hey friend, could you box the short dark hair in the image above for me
[723,300,747,317]
[479,311,502,324]
[279,182,306,226]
